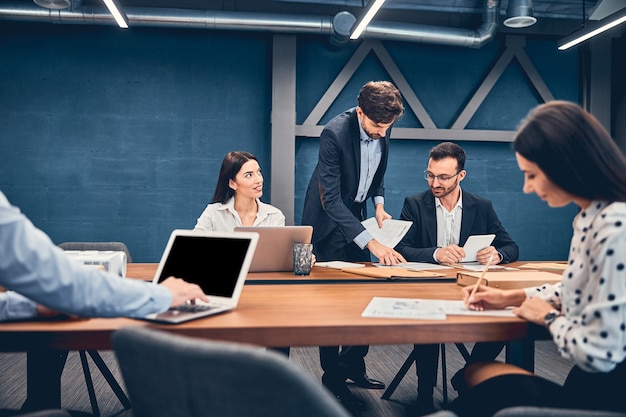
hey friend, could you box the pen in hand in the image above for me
[465,255,494,309]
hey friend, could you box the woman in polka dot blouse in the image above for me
[448,101,626,417]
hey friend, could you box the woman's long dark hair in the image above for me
[212,151,258,204]
[513,101,626,202]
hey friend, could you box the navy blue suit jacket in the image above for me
[302,108,390,246]
[396,189,519,264]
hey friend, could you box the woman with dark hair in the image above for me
[194,151,285,231]
[449,101,626,417]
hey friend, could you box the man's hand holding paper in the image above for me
[361,217,412,248]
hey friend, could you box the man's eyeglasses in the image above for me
[423,170,460,182]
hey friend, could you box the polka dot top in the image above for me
[524,201,626,373]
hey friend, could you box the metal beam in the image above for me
[271,35,297,225]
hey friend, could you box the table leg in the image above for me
[21,349,69,412]
[506,339,535,372]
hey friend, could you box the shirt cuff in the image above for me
[354,230,374,250]
[373,196,384,206]
[0,291,38,321]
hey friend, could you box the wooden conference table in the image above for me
[0,262,559,357]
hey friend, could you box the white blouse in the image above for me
[193,197,285,232]
[525,201,626,373]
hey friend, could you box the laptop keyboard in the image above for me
[170,304,217,313]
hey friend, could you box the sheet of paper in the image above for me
[361,218,412,248]
[361,297,446,320]
[315,261,365,269]
[441,300,516,317]
[361,297,516,319]
[395,262,453,271]
[460,234,495,262]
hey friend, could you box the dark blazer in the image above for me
[396,189,519,264]
[302,108,390,245]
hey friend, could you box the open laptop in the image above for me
[234,226,313,272]
[143,229,259,324]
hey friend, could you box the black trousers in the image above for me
[313,206,372,392]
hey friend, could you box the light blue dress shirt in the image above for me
[353,119,384,249]
[0,191,171,322]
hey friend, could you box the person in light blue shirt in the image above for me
[301,81,406,412]
[0,190,208,412]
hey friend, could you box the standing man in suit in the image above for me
[395,141,519,415]
[302,80,406,411]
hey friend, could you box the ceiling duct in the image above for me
[33,0,71,9]
[0,0,499,49]
[503,0,536,28]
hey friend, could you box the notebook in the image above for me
[143,229,259,324]
[234,226,313,272]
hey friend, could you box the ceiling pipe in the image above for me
[0,0,499,48]
[359,0,499,48]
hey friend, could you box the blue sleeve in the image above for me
[0,291,38,321]
[0,192,171,318]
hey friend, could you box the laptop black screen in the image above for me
[157,235,251,297]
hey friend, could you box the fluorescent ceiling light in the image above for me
[102,0,129,28]
[350,0,386,40]
[558,6,626,50]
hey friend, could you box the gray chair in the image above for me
[424,406,626,417]
[492,407,626,417]
[57,241,133,417]
[111,326,352,417]
[20,411,72,417]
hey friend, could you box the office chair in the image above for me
[58,241,132,417]
[493,407,626,417]
[19,411,72,417]
[111,326,352,417]
[423,407,626,417]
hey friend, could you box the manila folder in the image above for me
[456,270,562,289]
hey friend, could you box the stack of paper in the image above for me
[361,218,412,248]
[315,261,365,269]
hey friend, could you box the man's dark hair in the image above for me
[429,142,466,171]
[357,81,404,124]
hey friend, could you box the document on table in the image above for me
[361,297,516,320]
[361,297,446,320]
[361,218,412,248]
[373,262,452,271]
[316,261,365,269]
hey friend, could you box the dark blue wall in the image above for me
[0,22,579,261]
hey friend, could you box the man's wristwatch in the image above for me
[543,309,561,327]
